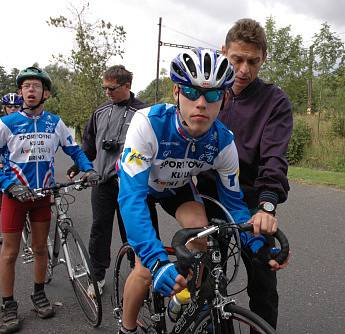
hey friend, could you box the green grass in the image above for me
[288,166,345,189]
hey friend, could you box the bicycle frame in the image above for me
[144,238,236,334]
[48,187,87,280]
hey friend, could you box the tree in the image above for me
[261,17,309,113]
[311,22,344,113]
[48,2,126,141]
[137,68,174,105]
[0,66,19,98]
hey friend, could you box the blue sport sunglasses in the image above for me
[179,85,224,103]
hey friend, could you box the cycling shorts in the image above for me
[151,181,202,218]
[1,194,52,233]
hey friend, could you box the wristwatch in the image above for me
[258,202,276,216]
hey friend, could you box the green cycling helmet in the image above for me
[16,66,52,91]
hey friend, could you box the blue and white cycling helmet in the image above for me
[170,47,235,90]
[1,93,23,106]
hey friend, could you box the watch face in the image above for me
[263,202,275,212]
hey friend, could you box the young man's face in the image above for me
[222,41,266,95]
[173,85,224,138]
[20,79,49,108]
[102,78,130,103]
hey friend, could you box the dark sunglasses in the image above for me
[102,84,124,92]
[179,85,224,103]
[7,105,21,109]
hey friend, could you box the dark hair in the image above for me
[225,18,267,55]
[103,65,133,85]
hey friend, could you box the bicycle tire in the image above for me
[189,303,276,334]
[63,225,102,327]
[112,243,157,333]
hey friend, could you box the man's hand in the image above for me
[248,211,277,236]
[66,165,80,180]
[268,257,290,271]
[6,184,34,202]
[152,262,187,297]
[253,245,290,272]
[80,170,100,186]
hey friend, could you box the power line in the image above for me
[162,24,218,49]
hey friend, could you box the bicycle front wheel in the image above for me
[112,243,156,333]
[191,303,276,334]
[63,225,102,327]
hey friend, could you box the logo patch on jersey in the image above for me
[66,135,73,145]
[126,149,150,166]
[228,169,240,187]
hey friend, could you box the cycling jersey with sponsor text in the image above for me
[0,110,93,190]
[118,104,265,269]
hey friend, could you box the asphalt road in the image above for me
[1,150,345,334]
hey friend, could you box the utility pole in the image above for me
[155,17,162,103]
[307,45,314,114]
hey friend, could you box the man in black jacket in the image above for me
[68,65,157,295]
[197,19,292,330]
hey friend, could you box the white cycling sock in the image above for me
[120,326,138,334]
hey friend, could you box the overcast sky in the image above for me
[1,0,345,94]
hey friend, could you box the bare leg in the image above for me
[0,232,22,297]
[121,201,208,330]
[175,201,208,249]
[122,256,151,330]
[30,220,50,284]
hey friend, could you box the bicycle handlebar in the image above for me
[238,223,289,267]
[31,179,88,196]
[171,222,289,277]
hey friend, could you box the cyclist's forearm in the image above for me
[63,145,93,172]
[118,170,168,269]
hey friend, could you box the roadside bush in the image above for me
[330,112,345,137]
[287,119,312,165]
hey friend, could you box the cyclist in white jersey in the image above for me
[0,67,98,334]
[116,48,279,334]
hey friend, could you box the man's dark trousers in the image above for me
[88,178,126,281]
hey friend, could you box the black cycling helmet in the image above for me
[16,66,52,91]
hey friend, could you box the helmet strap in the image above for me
[176,89,189,128]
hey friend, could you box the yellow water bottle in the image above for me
[167,288,191,322]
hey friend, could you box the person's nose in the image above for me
[195,94,207,108]
[238,61,249,75]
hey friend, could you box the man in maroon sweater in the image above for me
[197,18,292,330]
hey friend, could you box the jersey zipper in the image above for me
[34,117,39,188]
[184,139,197,159]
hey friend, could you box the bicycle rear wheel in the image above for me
[190,303,276,334]
[63,225,102,327]
[112,243,156,333]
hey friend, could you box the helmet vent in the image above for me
[217,58,229,80]
[172,62,185,78]
[183,54,197,78]
[203,53,211,80]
